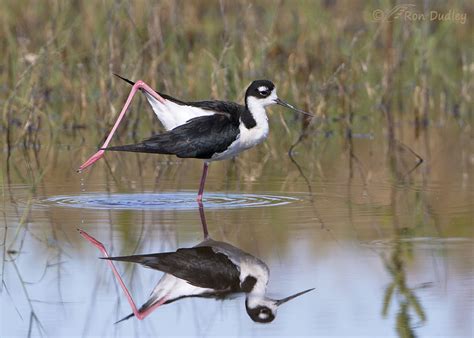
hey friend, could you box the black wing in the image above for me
[103,246,241,291]
[103,114,240,159]
[187,100,244,117]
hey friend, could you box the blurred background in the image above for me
[1,0,472,337]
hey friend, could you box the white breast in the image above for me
[239,96,270,150]
[210,125,268,161]
[210,99,269,161]
[144,92,213,130]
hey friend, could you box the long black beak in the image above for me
[275,98,314,117]
[275,288,315,306]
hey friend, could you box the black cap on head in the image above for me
[245,304,276,323]
[245,288,314,323]
[245,80,275,99]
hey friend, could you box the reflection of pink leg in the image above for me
[78,228,167,320]
[196,162,209,203]
[77,81,166,172]
[198,202,209,239]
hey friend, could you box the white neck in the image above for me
[238,258,269,294]
[250,278,268,296]
[246,293,278,312]
[245,96,269,129]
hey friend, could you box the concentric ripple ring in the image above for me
[44,192,299,210]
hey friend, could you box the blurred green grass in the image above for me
[0,0,472,148]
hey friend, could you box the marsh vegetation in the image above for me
[1,1,472,337]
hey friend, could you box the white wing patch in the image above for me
[144,92,213,131]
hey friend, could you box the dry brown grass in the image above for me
[0,0,471,151]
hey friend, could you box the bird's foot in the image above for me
[77,228,107,254]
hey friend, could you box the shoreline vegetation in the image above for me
[1,1,471,150]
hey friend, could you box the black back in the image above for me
[104,246,241,291]
[167,80,275,129]
[160,95,246,119]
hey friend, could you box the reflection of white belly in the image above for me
[151,274,214,303]
[211,123,269,161]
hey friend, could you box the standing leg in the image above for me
[78,229,167,320]
[77,81,166,172]
[196,162,209,203]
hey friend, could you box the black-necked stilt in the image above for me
[78,75,313,202]
[78,228,314,323]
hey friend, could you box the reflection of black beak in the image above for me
[275,288,315,306]
[275,98,314,117]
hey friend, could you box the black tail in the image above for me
[102,143,147,153]
[101,253,163,264]
[101,143,169,154]
[115,312,135,324]
[113,73,135,86]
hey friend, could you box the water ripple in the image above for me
[43,192,299,210]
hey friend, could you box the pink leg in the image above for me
[77,81,166,172]
[196,162,209,203]
[78,228,167,320]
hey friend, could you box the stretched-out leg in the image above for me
[196,162,209,203]
[77,81,166,172]
[78,228,167,320]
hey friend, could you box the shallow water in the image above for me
[43,192,299,210]
[1,123,473,337]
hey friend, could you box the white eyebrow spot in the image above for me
[258,86,268,92]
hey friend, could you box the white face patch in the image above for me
[258,86,268,92]
[260,88,278,106]
[269,88,277,100]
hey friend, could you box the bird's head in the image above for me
[245,288,315,323]
[245,80,314,117]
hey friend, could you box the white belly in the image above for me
[210,123,269,161]
[150,273,214,301]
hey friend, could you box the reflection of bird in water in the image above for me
[78,227,313,323]
[77,75,313,202]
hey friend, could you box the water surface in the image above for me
[1,124,472,337]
